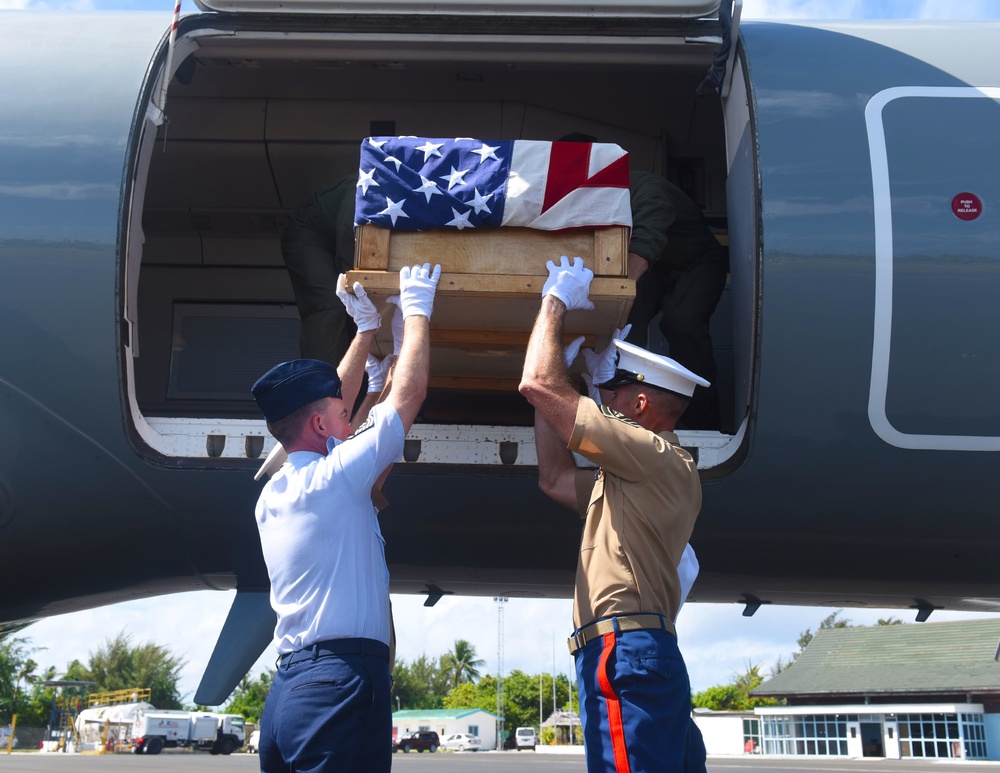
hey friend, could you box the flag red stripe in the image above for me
[542,142,630,215]
[542,142,590,213]
[586,153,630,187]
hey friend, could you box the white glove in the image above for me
[542,256,594,311]
[398,263,442,319]
[563,336,585,369]
[336,275,381,333]
[365,353,393,394]
[385,296,405,355]
[581,324,632,388]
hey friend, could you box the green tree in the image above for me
[691,662,780,711]
[502,670,569,731]
[440,640,484,689]
[443,678,496,714]
[0,631,37,723]
[692,683,751,711]
[392,654,449,710]
[13,657,39,707]
[83,632,186,709]
[877,617,903,626]
[441,670,572,734]
[224,670,273,724]
[17,670,59,727]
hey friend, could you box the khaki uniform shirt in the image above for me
[568,399,702,635]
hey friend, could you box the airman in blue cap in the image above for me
[253,263,441,773]
[520,256,709,773]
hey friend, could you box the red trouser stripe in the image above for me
[597,631,630,773]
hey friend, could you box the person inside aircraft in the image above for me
[281,175,358,366]
[519,256,710,773]
[560,133,729,431]
[251,263,441,773]
[626,169,729,431]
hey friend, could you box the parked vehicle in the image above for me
[515,726,537,750]
[246,730,260,754]
[130,710,245,755]
[442,732,480,752]
[392,730,439,753]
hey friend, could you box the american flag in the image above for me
[354,137,632,231]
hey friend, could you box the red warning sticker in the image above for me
[952,192,982,221]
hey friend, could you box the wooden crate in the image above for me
[348,224,635,391]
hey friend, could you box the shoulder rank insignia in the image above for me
[349,412,376,439]
[599,403,641,428]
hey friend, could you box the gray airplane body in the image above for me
[1,2,998,703]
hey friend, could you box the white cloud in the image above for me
[743,0,867,20]
[0,0,96,8]
[743,0,999,21]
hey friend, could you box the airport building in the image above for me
[744,618,1000,761]
[392,708,498,751]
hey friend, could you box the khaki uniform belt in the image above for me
[568,613,669,655]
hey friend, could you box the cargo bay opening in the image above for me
[120,7,756,471]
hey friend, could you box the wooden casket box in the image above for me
[347,224,634,419]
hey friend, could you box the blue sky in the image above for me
[9,0,1000,707]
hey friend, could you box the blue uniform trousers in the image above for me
[259,638,391,773]
[575,624,705,773]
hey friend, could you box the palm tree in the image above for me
[13,657,38,705]
[441,640,484,690]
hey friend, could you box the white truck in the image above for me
[131,709,245,755]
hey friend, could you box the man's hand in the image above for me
[542,256,594,311]
[365,353,393,394]
[581,324,632,388]
[627,252,650,282]
[398,263,442,319]
[336,274,381,332]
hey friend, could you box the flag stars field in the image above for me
[416,176,443,203]
[357,167,378,195]
[378,197,409,226]
[416,140,444,161]
[445,208,474,230]
[440,166,469,190]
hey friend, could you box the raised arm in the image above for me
[386,263,440,433]
[534,409,583,511]
[518,256,594,444]
[335,274,380,411]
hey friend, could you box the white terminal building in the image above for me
[702,618,1000,761]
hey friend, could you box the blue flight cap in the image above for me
[252,359,343,423]
[596,339,710,398]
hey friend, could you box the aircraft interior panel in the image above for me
[128,22,742,458]
[135,266,295,417]
[201,233,286,267]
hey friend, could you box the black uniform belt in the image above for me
[568,613,671,655]
[278,637,389,667]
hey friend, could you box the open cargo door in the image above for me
[123,0,749,472]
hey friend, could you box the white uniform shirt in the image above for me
[255,402,405,653]
[676,542,699,621]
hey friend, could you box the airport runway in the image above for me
[3,751,1000,772]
